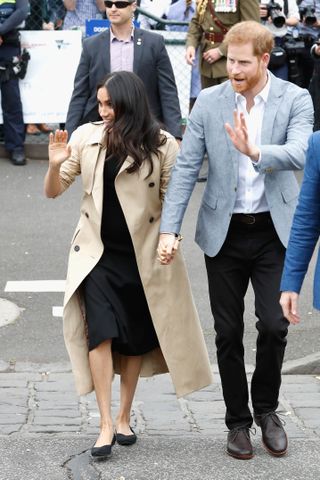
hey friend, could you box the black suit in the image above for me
[65,28,182,138]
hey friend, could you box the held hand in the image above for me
[280,291,300,325]
[225,111,260,161]
[157,233,181,265]
[186,46,196,66]
[203,48,222,64]
[48,130,72,167]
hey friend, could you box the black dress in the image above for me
[82,155,160,355]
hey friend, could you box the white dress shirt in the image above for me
[233,74,271,214]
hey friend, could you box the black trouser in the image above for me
[0,43,25,152]
[205,213,289,430]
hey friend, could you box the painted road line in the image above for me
[52,306,63,317]
[5,280,66,292]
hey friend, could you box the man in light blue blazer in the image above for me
[158,21,314,460]
[280,132,320,322]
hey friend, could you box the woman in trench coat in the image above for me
[44,71,212,459]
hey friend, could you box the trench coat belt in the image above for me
[203,32,225,43]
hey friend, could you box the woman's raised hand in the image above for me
[48,130,72,167]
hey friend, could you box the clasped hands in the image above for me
[157,233,182,265]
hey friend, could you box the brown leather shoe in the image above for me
[37,123,53,133]
[254,412,288,456]
[26,123,41,135]
[227,427,253,460]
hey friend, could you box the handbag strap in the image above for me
[207,0,229,35]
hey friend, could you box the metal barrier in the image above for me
[0,6,192,152]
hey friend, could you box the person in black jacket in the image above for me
[65,0,182,140]
[0,0,28,165]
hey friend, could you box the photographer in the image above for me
[297,0,320,88]
[260,0,299,80]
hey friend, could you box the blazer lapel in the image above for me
[220,84,239,180]
[133,29,143,74]
[261,73,285,145]
[101,30,111,75]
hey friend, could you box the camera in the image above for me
[261,1,286,28]
[282,35,306,87]
[299,6,317,26]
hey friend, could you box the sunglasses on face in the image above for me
[104,1,132,8]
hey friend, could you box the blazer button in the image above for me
[74,245,80,252]
[148,182,155,187]
[149,217,154,223]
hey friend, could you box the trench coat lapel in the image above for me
[85,126,106,218]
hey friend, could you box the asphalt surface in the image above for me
[1,158,319,367]
[1,156,320,480]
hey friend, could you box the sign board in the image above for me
[0,30,82,124]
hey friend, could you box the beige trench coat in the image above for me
[58,122,213,398]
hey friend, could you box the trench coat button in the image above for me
[149,217,154,223]
[85,212,89,218]
[74,245,80,252]
[148,182,155,187]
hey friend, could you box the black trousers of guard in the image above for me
[0,43,25,152]
[205,213,289,430]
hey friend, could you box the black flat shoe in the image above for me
[116,427,137,446]
[91,433,116,459]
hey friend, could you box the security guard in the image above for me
[0,0,28,165]
[186,0,260,89]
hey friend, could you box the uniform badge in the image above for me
[214,0,238,13]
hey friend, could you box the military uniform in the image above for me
[186,0,260,88]
[0,0,28,165]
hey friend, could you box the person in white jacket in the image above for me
[138,0,172,29]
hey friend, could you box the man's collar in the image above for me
[110,26,134,42]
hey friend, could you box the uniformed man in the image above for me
[0,0,28,165]
[186,0,260,88]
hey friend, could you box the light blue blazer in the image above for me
[160,73,314,257]
[280,132,320,310]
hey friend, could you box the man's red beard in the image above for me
[229,68,262,93]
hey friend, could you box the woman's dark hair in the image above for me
[97,71,167,176]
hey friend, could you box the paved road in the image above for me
[1,157,320,479]
[1,158,319,367]
[1,360,320,479]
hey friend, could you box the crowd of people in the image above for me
[1,0,320,165]
[1,0,320,465]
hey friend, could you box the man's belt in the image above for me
[231,212,272,225]
[203,32,225,44]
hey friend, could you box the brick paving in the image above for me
[1,361,320,441]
